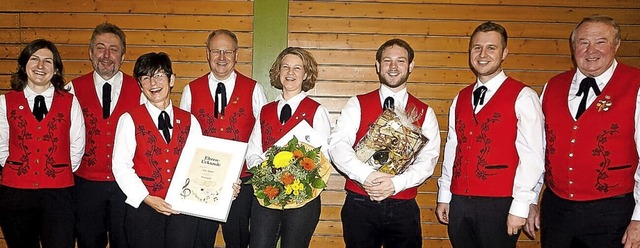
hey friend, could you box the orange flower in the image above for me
[281,172,295,185]
[292,149,304,159]
[301,157,316,171]
[263,185,279,199]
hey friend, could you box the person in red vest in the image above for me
[329,38,441,248]
[111,52,205,248]
[179,29,267,248]
[0,39,86,248]
[67,23,142,248]
[245,47,331,248]
[435,21,545,247]
[527,15,640,247]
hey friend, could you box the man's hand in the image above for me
[623,220,640,248]
[232,178,241,200]
[143,195,179,216]
[435,203,450,224]
[524,204,540,239]
[363,171,394,201]
[507,214,526,236]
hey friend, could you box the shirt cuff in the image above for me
[631,204,640,221]
[437,189,452,203]
[390,176,404,195]
[509,199,530,218]
[125,192,148,209]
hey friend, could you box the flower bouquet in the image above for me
[248,136,331,209]
[354,108,429,175]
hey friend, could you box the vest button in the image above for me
[220,128,224,131]
[573,126,578,130]
[165,149,169,153]
[166,169,171,173]
[569,180,573,185]
[568,153,574,157]
[33,183,39,187]
[36,159,39,164]
[167,178,171,182]
[469,131,473,135]
[165,159,169,163]
[37,126,41,130]
[106,144,111,147]
[569,193,574,198]
[107,132,111,136]
[569,167,573,171]
[106,176,111,179]
[37,138,41,141]
[570,139,576,143]
[107,154,111,158]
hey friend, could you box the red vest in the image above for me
[259,97,319,151]
[450,78,524,197]
[129,105,191,199]
[188,71,256,177]
[2,90,74,189]
[344,89,428,200]
[71,72,141,181]
[543,63,640,201]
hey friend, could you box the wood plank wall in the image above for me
[1,0,640,248]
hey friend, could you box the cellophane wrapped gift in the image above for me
[354,108,429,175]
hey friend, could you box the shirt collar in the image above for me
[93,71,123,86]
[208,70,237,86]
[475,70,507,92]
[145,100,174,121]
[24,84,55,98]
[574,60,617,88]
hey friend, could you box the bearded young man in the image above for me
[329,38,441,248]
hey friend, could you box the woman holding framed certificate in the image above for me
[245,47,331,248]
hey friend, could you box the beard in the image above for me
[378,71,410,90]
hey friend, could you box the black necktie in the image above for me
[158,111,172,143]
[214,82,227,118]
[575,77,600,119]
[473,86,488,109]
[33,95,48,121]
[280,104,291,124]
[383,97,394,110]
[102,82,111,119]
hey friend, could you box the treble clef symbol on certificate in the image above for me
[180,178,192,198]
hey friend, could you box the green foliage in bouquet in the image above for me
[248,136,327,208]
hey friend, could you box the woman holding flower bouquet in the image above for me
[245,47,331,248]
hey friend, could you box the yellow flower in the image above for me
[273,151,293,168]
[261,161,268,168]
[285,179,304,196]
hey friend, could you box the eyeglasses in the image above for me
[139,73,169,84]
[208,49,236,57]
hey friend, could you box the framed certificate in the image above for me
[165,135,247,222]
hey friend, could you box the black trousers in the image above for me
[219,176,254,248]
[447,195,518,248]
[250,195,321,248]
[74,176,127,248]
[540,188,633,248]
[124,202,211,248]
[341,192,422,248]
[0,186,75,248]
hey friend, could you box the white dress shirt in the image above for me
[540,60,640,221]
[438,71,545,218]
[179,71,268,119]
[0,85,86,171]
[328,85,441,195]
[111,101,203,208]
[245,92,331,169]
[67,71,146,110]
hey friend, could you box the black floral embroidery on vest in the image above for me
[544,124,557,189]
[261,119,276,149]
[452,119,466,179]
[135,125,165,193]
[173,125,190,155]
[7,110,31,176]
[474,113,501,180]
[81,107,99,167]
[43,113,68,178]
[593,124,621,193]
[196,109,216,136]
[224,107,247,140]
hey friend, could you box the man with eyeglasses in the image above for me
[180,29,267,248]
[67,23,142,248]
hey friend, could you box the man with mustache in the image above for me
[180,29,267,248]
[435,21,545,248]
[329,38,441,248]
[68,23,142,248]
